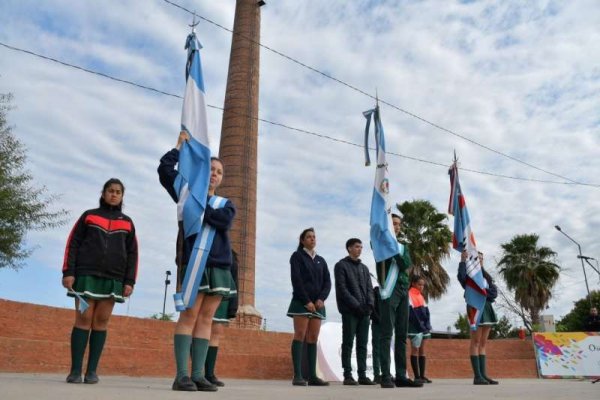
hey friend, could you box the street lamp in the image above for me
[577,255,600,280]
[555,225,591,306]
[163,270,172,319]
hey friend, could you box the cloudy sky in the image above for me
[1,0,599,333]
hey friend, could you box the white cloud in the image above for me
[1,0,599,333]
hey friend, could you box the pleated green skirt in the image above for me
[286,298,326,320]
[478,301,498,326]
[67,275,125,303]
[198,267,236,298]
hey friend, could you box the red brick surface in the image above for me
[0,300,538,379]
[218,0,261,320]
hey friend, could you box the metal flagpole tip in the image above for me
[189,12,199,33]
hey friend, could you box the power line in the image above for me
[0,42,181,100]
[1,40,598,188]
[162,0,586,185]
[253,116,590,186]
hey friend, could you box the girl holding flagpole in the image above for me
[458,250,499,385]
[158,131,236,392]
[61,178,138,384]
[287,227,331,386]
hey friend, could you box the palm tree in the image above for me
[396,200,452,300]
[497,234,560,327]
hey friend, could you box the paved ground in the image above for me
[1,373,598,400]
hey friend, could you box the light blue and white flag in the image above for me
[175,31,211,238]
[364,105,402,300]
[69,289,89,314]
[172,31,213,311]
[174,195,227,312]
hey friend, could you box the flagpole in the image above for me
[189,12,199,32]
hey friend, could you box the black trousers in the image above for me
[341,313,370,378]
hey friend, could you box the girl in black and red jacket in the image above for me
[61,178,138,385]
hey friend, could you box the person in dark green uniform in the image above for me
[370,282,382,383]
[376,214,422,389]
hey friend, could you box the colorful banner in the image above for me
[533,332,600,378]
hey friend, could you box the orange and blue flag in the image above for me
[448,159,487,330]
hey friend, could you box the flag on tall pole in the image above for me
[364,104,403,300]
[176,30,211,237]
[448,155,487,330]
[172,28,213,311]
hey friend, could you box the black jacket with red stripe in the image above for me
[62,205,138,286]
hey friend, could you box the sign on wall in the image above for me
[533,332,600,379]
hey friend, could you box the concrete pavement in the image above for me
[1,373,598,400]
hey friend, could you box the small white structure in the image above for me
[540,314,555,332]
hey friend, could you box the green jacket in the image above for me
[376,243,411,290]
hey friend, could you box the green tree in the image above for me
[0,93,68,269]
[454,313,469,338]
[494,282,535,333]
[497,234,560,326]
[396,199,452,300]
[150,313,174,321]
[556,290,600,332]
[455,312,519,339]
[490,315,520,339]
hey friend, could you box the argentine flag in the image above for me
[364,106,402,263]
[171,32,215,312]
[448,161,488,330]
[175,32,211,238]
[364,106,403,300]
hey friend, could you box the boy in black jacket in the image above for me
[334,238,375,385]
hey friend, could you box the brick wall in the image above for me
[0,299,537,379]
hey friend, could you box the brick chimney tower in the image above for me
[218,0,263,329]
